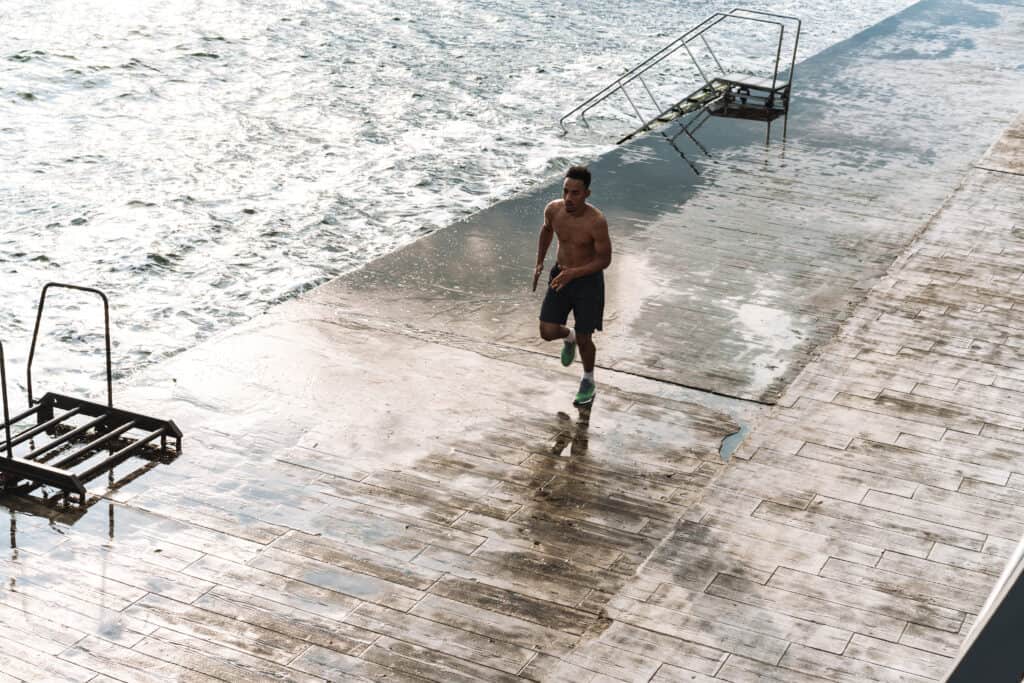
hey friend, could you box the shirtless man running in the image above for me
[532,165,612,405]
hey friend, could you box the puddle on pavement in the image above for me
[718,421,750,460]
[1,501,108,573]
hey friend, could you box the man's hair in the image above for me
[565,165,591,189]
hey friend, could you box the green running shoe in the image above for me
[560,338,576,367]
[573,378,596,405]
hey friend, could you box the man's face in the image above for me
[562,178,590,214]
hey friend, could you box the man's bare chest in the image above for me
[554,221,594,248]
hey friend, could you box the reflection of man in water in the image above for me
[532,165,612,405]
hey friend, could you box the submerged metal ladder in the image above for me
[559,8,801,147]
[0,283,182,504]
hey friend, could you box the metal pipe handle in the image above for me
[560,12,730,131]
[0,341,11,459]
[27,283,113,409]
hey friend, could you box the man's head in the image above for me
[563,165,591,214]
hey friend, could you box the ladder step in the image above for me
[53,419,138,469]
[23,413,109,462]
[0,455,86,498]
[8,406,83,449]
[77,427,165,485]
[0,394,180,502]
[716,73,789,92]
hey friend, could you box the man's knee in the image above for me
[539,322,561,341]
[576,333,594,348]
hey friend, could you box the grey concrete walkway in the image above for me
[2,1,1024,681]
[668,114,1024,682]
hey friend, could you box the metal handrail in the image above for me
[606,12,784,145]
[27,283,113,409]
[700,34,726,75]
[730,8,801,81]
[730,8,801,135]
[558,12,725,131]
[0,341,11,459]
[559,7,801,134]
[729,9,801,100]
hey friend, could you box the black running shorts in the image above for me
[539,264,605,335]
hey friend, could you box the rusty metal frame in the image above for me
[0,283,181,504]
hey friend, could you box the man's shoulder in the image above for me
[586,204,607,224]
[545,200,567,225]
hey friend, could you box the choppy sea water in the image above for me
[0,0,916,401]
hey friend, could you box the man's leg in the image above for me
[574,331,597,404]
[539,264,576,366]
[568,274,602,405]
[577,332,595,372]
[540,321,577,366]
[539,322,570,342]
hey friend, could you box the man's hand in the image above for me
[550,267,576,291]
[532,263,544,292]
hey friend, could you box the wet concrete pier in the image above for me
[4,0,1024,680]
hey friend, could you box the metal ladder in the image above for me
[559,8,801,147]
[0,283,182,504]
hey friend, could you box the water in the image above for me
[0,0,917,403]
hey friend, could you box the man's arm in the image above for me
[532,204,556,291]
[550,216,611,290]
